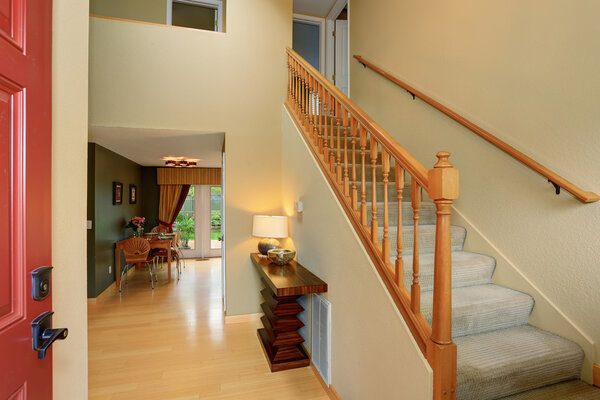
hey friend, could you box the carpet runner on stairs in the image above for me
[365,176,600,399]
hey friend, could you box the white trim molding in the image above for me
[167,0,224,32]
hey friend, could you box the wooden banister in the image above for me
[287,48,457,400]
[353,55,599,204]
[288,47,430,189]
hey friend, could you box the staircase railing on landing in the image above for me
[285,47,459,400]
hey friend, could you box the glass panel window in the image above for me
[174,186,195,249]
[210,186,222,249]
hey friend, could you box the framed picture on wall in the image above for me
[113,182,123,205]
[129,184,137,204]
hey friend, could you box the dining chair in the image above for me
[121,237,156,292]
[150,225,170,234]
[153,231,182,280]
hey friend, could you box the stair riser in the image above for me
[382,225,466,255]
[420,286,534,338]
[456,326,585,400]
[367,202,437,226]
[358,182,412,201]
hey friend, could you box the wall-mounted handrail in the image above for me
[353,55,599,204]
[287,47,457,400]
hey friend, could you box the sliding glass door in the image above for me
[174,185,222,258]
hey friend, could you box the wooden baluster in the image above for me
[329,95,336,172]
[294,62,299,113]
[308,75,314,140]
[312,78,318,143]
[382,148,390,262]
[343,109,350,196]
[360,126,367,225]
[302,69,308,127]
[351,117,358,210]
[322,90,329,159]
[318,84,323,151]
[287,56,291,103]
[395,163,405,286]
[299,67,304,120]
[336,101,342,183]
[427,151,459,400]
[305,70,310,128]
[370,136,378,243]
[411,180,421,314]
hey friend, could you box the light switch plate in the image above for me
[87,220,93,230]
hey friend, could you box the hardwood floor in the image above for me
[88,258,329,400]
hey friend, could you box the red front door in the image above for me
[0,1,54,399]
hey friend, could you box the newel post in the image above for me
[427,151,458,400]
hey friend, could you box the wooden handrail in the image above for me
[353,55,600,204]
[288,47,430,189]
[287,48,457,400]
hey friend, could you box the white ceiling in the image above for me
[89,126,224,167]
[293,0,338,17]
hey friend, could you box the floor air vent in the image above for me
[311,294,331,385]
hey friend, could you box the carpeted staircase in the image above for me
[356,149,600,399]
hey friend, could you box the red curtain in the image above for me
[157,185,190,232]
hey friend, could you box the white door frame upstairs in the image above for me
[167,0,224,32]
[325,0,347,85]
[292,13,326,74]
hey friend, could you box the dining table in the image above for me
[114,234,174,289]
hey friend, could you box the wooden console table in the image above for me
[251,253,328,372]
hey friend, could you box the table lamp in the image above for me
[252,215,288,255]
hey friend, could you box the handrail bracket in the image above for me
[548,180,561,195]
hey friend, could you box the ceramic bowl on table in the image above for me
[267,249,296,266]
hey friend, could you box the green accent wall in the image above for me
[142,167,161,231]
[87,143,145,297]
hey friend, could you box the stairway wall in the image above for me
[350,0,600,374]
[281,107,432,400]
[89,0,292,316]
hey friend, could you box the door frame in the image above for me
[292,13,326,74]
[325,0,348,87]
[179,185,222,259]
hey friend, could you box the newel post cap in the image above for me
[428,152,459,200]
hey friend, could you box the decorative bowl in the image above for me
[267,249,296,265]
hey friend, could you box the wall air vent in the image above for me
[311,294,331,385]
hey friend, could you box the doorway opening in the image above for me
[174,184,222,260]
[292,1,348,94]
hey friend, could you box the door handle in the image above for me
[31,311,68,359]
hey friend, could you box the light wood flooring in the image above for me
[88,258,329,400]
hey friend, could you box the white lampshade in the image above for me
[252,215,288,238]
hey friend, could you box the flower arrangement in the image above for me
[126,216,145,237]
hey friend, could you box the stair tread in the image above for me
[455,325,584,400]
[400,251,495,291]
[421,284,534,338]
[500,380,600,399]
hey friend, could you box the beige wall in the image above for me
[281,107,432,399]
[350,0,600,370]
[52,0,89,398]
[89,0,292,316]
[90,0,166,24]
